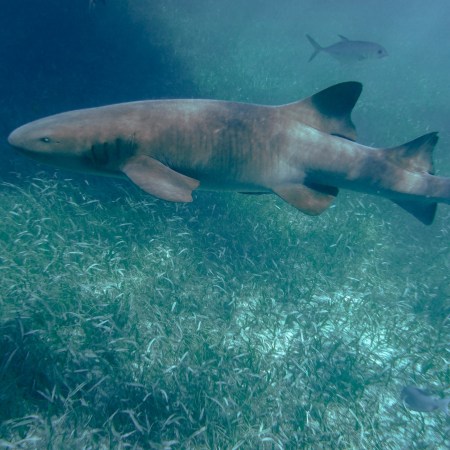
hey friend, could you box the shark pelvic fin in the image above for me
[122,155,200,202]
[272,183,338,215]
[280,81,362,141]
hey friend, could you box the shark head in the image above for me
[9,110,98,171]
[8,108,134,175]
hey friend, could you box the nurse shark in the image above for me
[8,82,450,224]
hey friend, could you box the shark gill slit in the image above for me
[90,142,109,167]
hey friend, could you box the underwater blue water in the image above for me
[0,1,449,448]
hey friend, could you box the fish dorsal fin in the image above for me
[385,132,438,174]
[338,35,350,41]
[279,81,362,141]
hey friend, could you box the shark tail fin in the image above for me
[306,34,323,62]
[386,132,439,225]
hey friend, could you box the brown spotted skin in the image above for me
[123,100,289,191]
[9,100,291,190]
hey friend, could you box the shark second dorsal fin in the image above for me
[385,132,438,174]
[279,81,362,141]
[385,132,439,224]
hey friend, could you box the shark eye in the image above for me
[40,137,51,143]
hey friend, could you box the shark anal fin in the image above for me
[393,200,437,225]
[272,183,338,215]
[122,155,200,202]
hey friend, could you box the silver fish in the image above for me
[401,386,450,414]
[306,34,388,63]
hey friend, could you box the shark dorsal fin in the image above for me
[279,81,362,141]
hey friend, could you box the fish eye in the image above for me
[40,137,51,143]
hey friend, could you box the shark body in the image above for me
[8,82,450,224]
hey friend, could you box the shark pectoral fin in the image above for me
[122,155,200,202]
[272,183,337,215]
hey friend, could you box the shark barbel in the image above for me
[8,82,450,224]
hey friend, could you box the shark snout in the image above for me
[7,124,36,154]
[8,127,23,149]
[8,123,55,156]
[7,123,58,163]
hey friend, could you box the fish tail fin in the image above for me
[385,132,440,225]
[306,34,323,62]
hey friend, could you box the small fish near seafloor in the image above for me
[7,82,450,225]
[306,35,388,63]
[401,386,450,414]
